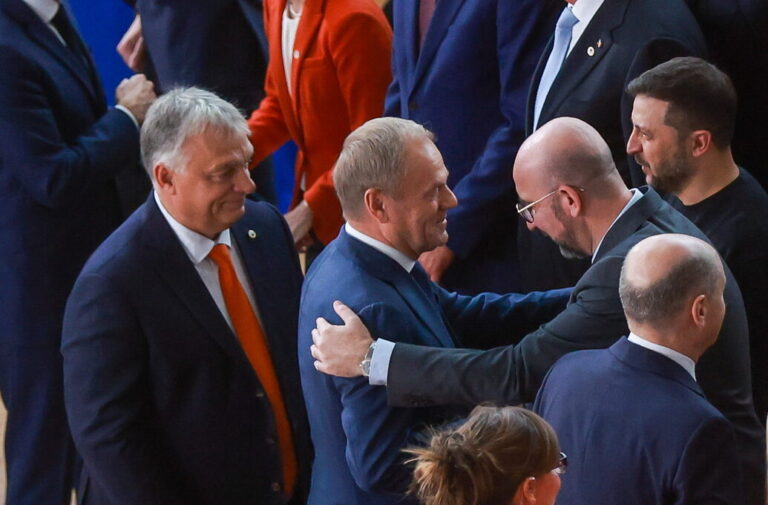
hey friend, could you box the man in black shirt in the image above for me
[627,56,768,422]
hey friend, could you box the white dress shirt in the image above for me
[627,332,697,380]
[568,0,605,55]
[154,192,263,331]
[281,2,302,95]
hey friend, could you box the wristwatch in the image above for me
[359,340,377,377]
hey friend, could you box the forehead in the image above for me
[181,129,251,166]
[402,137,445,183]
[632,95,671,125]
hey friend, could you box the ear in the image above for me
[512,476,537,505]
[689,130,712,158]
[363,188,390,224]
[559,185,583,218]
[153,163,176,194]
[690,293,708,328]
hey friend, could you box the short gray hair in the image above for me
[333,117,434,219]
[619,241,722,323]
[140,87,250,179]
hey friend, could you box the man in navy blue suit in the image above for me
[299,117,569,504]
[386,0,560,294]
[534,234,743,505]
[117,0,275,202]
[62,88,311,505]
[0,1,155,503]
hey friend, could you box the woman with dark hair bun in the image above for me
[407,406,565,505]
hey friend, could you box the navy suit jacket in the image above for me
[534,338,743,505]
[298,229,569,504]
[62,197,312,505]
[386,0,560,293]
[385,187,766,504]
[0,0,139,349]
[519,0,708,292]
[127,0,268,112]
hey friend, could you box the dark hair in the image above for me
[619,248,721,323]
[626,57,736,148]
[406,406,560,505]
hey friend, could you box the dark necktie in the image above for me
[51,6,89,66]
[419,0,437,48]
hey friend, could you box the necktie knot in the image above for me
[208,243,232,268]
[557,6,579,31]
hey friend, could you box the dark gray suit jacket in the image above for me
[386,187,766,505]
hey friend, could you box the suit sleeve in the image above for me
[62,273,194,505]
[387,256,628,407]
[673,417,743,504]
[0,48,139,209]
[334,302,427,494]
[445,0,559,260]
[302,10,392,231]
[436,286,572,349]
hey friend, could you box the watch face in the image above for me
[360,359,371,377]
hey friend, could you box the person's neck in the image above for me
[587,187,633,255]
[347,220,416,259]
[676,150,739,206]
[630,324,702,362]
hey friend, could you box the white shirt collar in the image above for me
[570,0,604,26]
[592,188,643,262]
[23,0,59,24]
[154,191,231,264]
[627,332,697,380]
[345,223,416,273]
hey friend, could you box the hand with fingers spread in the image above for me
[311,301,373,377]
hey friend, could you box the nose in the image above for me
[626,129,640,155]
[236,167,257,194]
[441,186,458,210]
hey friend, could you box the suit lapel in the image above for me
[526,36,553,134]
[141,198,251,366]
[395,0,420,94]
[340,231,454,348]
[410,0,464,95]
[11,0,103,111]
[594,186,662,263]
[539,0,629,124]
[265,0,302,140]
[290,0,325,134]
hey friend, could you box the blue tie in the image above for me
[533,7,579,130]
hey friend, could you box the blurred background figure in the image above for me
[387,0,560,295]
[117,0,278,203]
[0,0,155,503]
[408,406,563,505]
[246,0,392,261]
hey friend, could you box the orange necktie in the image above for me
[209,244,297,497]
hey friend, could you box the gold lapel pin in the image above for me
[587,46,595,56]
[247,230,258,239]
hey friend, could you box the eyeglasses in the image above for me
[515,189,558,223]
[554,451,568,475]
[515,186,585,224]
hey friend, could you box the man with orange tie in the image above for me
[61,87,312,505]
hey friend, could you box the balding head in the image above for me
[619,234,725,358]
[515,118,619,190]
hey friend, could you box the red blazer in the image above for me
[248,0,392,244]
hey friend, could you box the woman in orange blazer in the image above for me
[247,0,392,248]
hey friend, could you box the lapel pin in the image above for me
[247,230,258,239]
[587,46,595,57]
[597,39,603,48]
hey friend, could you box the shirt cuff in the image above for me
[369,338,395,386]
[115,105,140,130]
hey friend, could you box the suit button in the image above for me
[256,390,265,398]
[271,482,281,492]
[293,49,300,59]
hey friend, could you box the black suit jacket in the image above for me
[518,0,708,293]
[62,197,312,505]
[387,187,765,504]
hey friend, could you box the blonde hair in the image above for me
[406,406,559,505]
